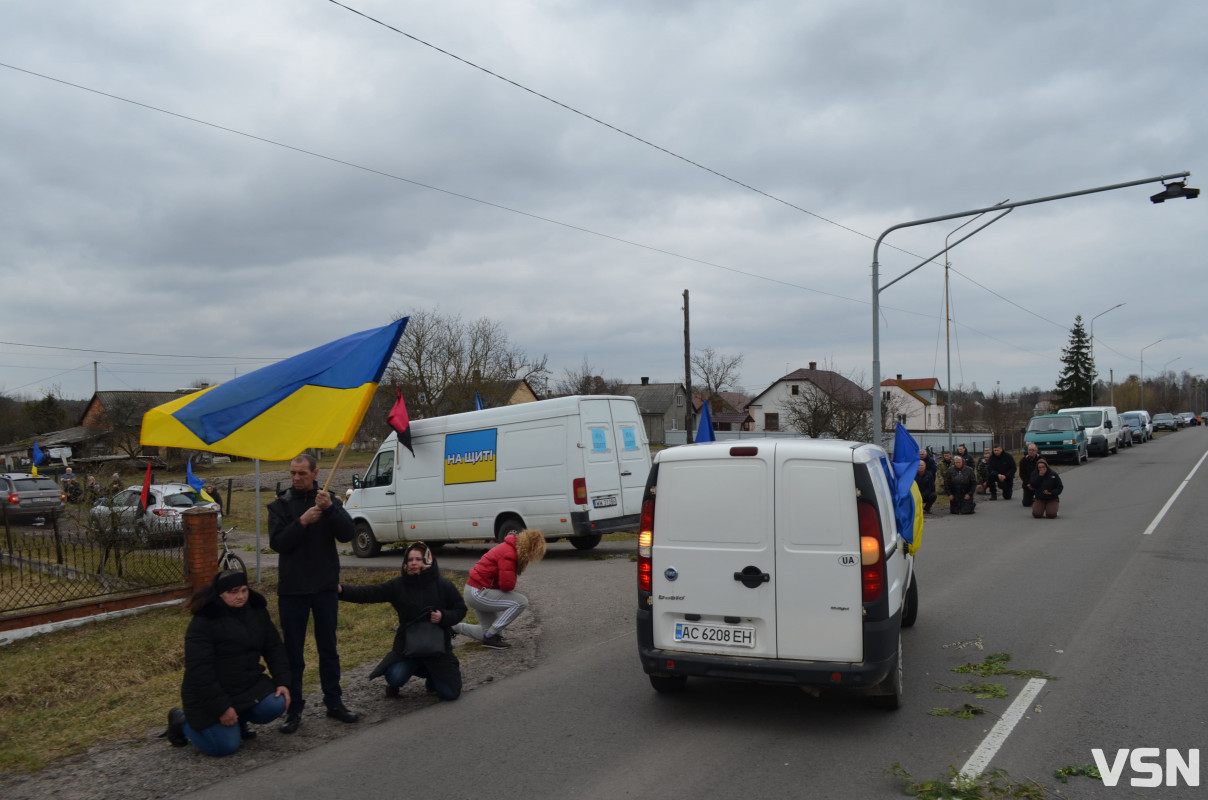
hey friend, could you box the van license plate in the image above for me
[673,621,755,648]
[592,496,617,508]
[1041,450,1057,456]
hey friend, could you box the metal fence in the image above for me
[0,511,185,617]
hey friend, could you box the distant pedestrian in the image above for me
[1018,444,1041,507]
[110,472,123,495]
[915,460,937,514]
[945,455,976,515]
[1029,459,1063,519]
[987,445,1017,501]
[453,529,546,649]
[974,447,993,496]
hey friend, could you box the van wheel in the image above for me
[649,674,687,694]
[496,517,524,543]
[901,573,918,629]
[569,533,602,551]
[870,634,903,710]
[352,521,381,558]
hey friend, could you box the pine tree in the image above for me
[1055,316,1095,408]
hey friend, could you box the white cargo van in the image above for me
[636,438,918,708]
[346,395,650,556]
[1058,405,1121,456]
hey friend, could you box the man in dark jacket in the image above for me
[987,445,1017,501]
[269,453,357,733]
[1018,444,1041,507]
[945,455,976,514]
[915,458,937,514]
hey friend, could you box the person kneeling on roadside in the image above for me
[166,570,291,756]
[453,529,546,649]
[338,542,466,701]
[945,455,977,515]
[1029,459,1063,519]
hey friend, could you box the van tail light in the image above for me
[638,497,654,593]
[6,493,18,505]
[573,478,587,505]
[857,502,886,602]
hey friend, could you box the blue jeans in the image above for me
[385,659,460,701]
[278,591,342,712]
[183,693,287,757]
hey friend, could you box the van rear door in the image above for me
[609,398,650,518]
[773,448,863,662]
[580,399,625,522]
[649,444,778,658]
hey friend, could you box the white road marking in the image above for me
[956,678,1047,781]
[1143,448,1208,535]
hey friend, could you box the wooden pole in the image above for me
[322,442,350,493]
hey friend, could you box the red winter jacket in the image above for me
[467,534,518,592]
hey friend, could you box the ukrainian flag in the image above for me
[141,319,407,461]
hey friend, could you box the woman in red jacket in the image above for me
[453,529,545,649]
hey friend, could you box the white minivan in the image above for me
[1057,406,1122,456]
[346,395,651,556]
[636,438,918,708]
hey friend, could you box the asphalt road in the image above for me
[184,430,1208,799]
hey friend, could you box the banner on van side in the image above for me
[445,429,498,485]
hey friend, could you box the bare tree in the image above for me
[554,358,626,396]
[384,308,550,418]
[99,394,155,460]
[691,347,744,408]
[781,365,889,441]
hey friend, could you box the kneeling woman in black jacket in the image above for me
[166,570,291,756]
[339,542,467,700]
[1029,459,1064,519]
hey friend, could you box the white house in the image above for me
[879,375,946,431]
[746,363,868,434]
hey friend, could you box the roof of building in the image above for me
[619,382,685,415]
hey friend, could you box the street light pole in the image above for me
[1089,303,1125,405]
[870,171,1193,444]
[1140,339,1162,412]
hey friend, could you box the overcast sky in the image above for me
[2,1,1204,405]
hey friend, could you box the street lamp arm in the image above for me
[881,208,1013,292]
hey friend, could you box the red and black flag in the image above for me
[387,389,414,456]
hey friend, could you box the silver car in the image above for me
[90,482,221,546]
[1,473,66,521]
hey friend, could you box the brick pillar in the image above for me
[182,506,220,592]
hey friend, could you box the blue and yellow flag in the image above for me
[31,440,44,477]
[185,458,216,503]
[890,423,923,554]
[141,319,408,461]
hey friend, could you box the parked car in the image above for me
[1177,412,1197,427]
[1152,413,1179,432]
[1120,411,1150,443]
[1024,414,1089,463]
[1,473,66,522]
[1057,406,1121,456]
[1117,418,1135,447]
[90,482,221,546]
[1123,410,1153,440]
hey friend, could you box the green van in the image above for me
[1024,414,1088,464]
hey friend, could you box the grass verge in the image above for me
[0,567,462,773]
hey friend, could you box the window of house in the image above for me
[790,384,799,395]
[765,413,779,431]
[676,395,683,407]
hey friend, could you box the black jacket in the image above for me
[1019,455,1041,488]
[339,554,467,693]
[945,465,976,497]
[181,589,290,731]
[268,483,355,595]
[1029,469,1063,500]
[915,467,937,502]
[988,451,1017,481]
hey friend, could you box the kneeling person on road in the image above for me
[454,529,546,649]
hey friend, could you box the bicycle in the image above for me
[218,525,247,574]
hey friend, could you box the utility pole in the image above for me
[683,289,693,443]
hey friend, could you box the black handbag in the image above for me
[402,608,446,658]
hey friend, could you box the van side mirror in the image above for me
[351,474,361,489]
[1105,420,1112,429]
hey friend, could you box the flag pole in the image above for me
[322,442,351,493]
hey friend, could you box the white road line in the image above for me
[956,678,1047,781]
[1143,448,1208,535]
